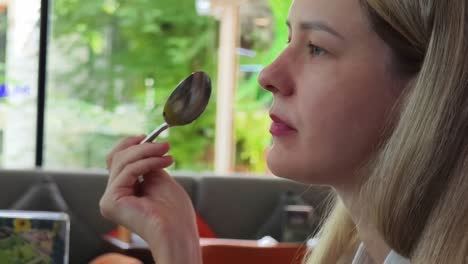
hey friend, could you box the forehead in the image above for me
[288,0,370,39]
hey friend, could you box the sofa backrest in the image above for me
[195,175,330,239]
[0,169,331,263]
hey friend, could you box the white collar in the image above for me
[352,243,410,264]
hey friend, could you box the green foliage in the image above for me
[234,0,292,172]
[49,0,293,172]
[51,0,218,170]
[0,235,52,264]
[52,0,217,107]
[0,12,7,95]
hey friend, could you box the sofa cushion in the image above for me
[47,170,198,237]
[10,176,103,264]
[11,177,69,211]
[0,169,42,209]
[47,171,114,236]
[196,212,217,238]
[195,175,331,240]
[254,190,313,241]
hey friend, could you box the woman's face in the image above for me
[259,0,405,185]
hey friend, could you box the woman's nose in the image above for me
[258,55,294,96]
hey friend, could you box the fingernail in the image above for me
[163,155,174,162]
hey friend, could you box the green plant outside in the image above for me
[235,0,292,172]
[49,0,292,172]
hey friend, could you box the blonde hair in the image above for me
[306,0,468,263]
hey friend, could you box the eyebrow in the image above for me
[287,20,345,40]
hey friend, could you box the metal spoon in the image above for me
[140,71,212,144]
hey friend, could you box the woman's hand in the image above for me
[99,135,202,264]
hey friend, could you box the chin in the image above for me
[266,148,311,184]
[266,146,338,185]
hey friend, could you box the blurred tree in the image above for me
[49,0,291,172]
[235,0,292,173]
[52,0,217,108]
[50,0,218,170]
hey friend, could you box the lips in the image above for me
[269,114,297,136]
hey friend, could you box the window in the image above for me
[0,1,41,169]
[45,0,218,170]
[234,0,290,173]
[0,0,291,174]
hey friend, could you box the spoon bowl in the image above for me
[163,71,212,126]
[141,71,212,143]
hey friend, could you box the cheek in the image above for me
[271,69,398,184]
[311,79,393,142]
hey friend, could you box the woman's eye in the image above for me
[308,43,327,56]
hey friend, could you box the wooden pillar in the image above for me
[214,3,240,174]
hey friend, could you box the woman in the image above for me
[100,0,468,263]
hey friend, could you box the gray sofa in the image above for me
[0,169,331,263]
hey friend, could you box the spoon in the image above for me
[140,71,212,144]
[135,71,211,186]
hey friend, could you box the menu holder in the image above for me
[0,210,70,264]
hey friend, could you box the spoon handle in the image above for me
[136,122,170,186]
[140,122,170,144]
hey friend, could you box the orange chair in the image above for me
[201,239,307,264]
[91,238,308,264]
[89,253,143,264]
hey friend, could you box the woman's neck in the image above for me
[335,185,391,263]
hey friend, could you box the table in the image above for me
[103,236,308,264]
[102,234,154,263]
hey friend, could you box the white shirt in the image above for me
[352,243,410,264]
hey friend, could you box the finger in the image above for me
[111,156,174,189]
[106,135,146,169]
[109,142,171,184]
